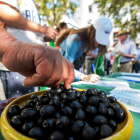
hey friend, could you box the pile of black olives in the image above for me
[8,85,126,140]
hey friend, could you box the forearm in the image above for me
[122,53,136,59]
[0,4,45,34]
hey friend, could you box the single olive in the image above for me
[56,116,70,129]
[75,109,85,120]
[39,94,50,105]
[52,94,60,100]
[115,107,125,122]
[21,108,39,121]
[98,103,108,115]
[93,115,108,126]
[85,105,97,116]
[109,119,117,131]
[21,121,35,135]
[8,104,21,119]
[100,124,113,138]
[62,106,73,116]
[10,115,23,130]
[54,112,61,119]
[107,108,115,117]
[71,120,84,134]
[28,127,44,139]
[40,105,55,118]
[67,92,77,101]
[49,98,60,107]
[92,88,98,96]
[30,94,38,101]
[79,94,87,105]
[60,93,68,103]
[43,118,56,130]
[88,96,99,106]
[82,126,96,140]
[86,89,97,97]
[70,101,83,110]
[75,90,81,98]
[48,130,64,140]
[98,90,107,97]
[26,100,36,108]
[108,96,117,103]
[100,97,110,107]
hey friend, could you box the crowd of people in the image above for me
[0,0,140,100]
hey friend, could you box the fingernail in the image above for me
[67,84,71,89]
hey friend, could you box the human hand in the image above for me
[81,74,100,83]
[43,26,58,42]
[1,34,74,89]
[118,51,123,56]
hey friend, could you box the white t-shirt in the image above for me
[0,0,44,44]
[0,0,44,71]
[113,39,137,63]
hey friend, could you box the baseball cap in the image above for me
[93,17,113,46]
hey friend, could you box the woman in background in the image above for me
[55,17,113,82]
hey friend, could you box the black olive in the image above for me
[100,124,113,138]
[36,116,44,126]
[48,130,64,140]
[108,96,117,103]
[54,112,61,119]
[82,126,96,140]
[81,91,86,95]
[75,90,81,98]
[85,105,97,116]
[26,100,36,108]
[43,118,56,130]
[10,115,23,130]
[88,96,99,106]
[30,94,38,101]
[115,107,125,122]
[52,94,60,100]
[98,90,107,97]
[93,126,100,138]
[112,103,121,109]
[60,102,65,108]
[67,136,74,140]
[60,93,67,103]
[109,119,117,131]
[71,120,84,134]
[93,115,108,126]
[21,108,39,121]
[8,104,21,119]
[56,116,70,129]
[75,109,85,120]
[79,94,87,105]
[70,101,83,110]
[107,108,115,117]
[50,87,63,95]
[86,89,97,97]
[100,97,110,107]
[28,127,44,139]
[39,94,50,105]
[92,88,98,96]
[49,98,60,107]
[21,121,35,135]
[40,105,55,118]
[98,103,108,115]
[62,106,73,117]
[67,92,77,101]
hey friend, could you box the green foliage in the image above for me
[94,0,140,37]
[35,0,79,26]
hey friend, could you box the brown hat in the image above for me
[117,30,130,36]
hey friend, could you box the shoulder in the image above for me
[67,34,80,41]
[127,40,136,46]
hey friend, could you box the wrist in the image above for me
[80,74,87,81]
[39,25,47,34]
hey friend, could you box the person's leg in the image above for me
[119,62,132,72]
[135,62,139,73]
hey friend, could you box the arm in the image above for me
[0,3,57,41]
[0,27,74,89]
[118,51,136,59]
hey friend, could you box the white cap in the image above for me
[93,17,113,46]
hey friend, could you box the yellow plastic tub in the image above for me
[0,90,133,140]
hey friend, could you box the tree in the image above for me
[94,0,140,37]
[35,0,79,26]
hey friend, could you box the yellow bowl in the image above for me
[1,90,133,140]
